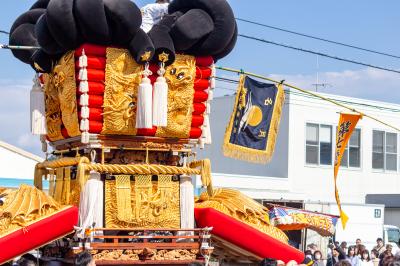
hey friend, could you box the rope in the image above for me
[216,66,400,132]
[36,157,90,169]
[80,163,201,176]
[189,159,213,196]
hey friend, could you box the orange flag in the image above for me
[334,113,362,229]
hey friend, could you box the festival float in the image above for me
[0,0,323,264]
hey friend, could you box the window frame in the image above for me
[339,128,362,169]
[372,129,398,172]
[305,122,333,167]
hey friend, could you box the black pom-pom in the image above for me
[35,14,68,55]
[30,49,61,73]
[47,0,82,50]
[128,28,155,64]
[10,8,45,34]
[213,22,237,62]
[170,9,214,51]
[148,24,176,66]
[9,24,38,64]
[104,0,142,46]
[30,0,50,10]
[74,0,112,44]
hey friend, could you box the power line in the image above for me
[214,68,400,132]
[0,30,9,35]
[236,18,400,60]
[238,34,400,75]
[215,75,400,113]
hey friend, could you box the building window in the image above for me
[373,130,398,171]
[306,123,332,165]
[340,129,361,168]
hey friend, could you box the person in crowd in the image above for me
[356,239,362,246]
[74,251,95,266]
[327,242,347,266]
[370,249,380,266]
[374,238,386,256]
[313,250,324,266]
[335,261,352,266]
[358,246,367,258]
[378,245,394,266]
[304,250,314,265]
[341,242,349,255]
[360,250,373,266]
[307,244,318,255]
[380,245,393,261]
[347,246,361,266]
[140,0,170,33]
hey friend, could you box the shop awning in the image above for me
[268,205,339,237]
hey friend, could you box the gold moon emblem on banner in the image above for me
[247,105,263,127]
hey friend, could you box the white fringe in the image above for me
[136,77,153,129]
[152,76,168,127]
[30,75,47,135]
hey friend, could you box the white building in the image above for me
[0,140,43,186]
[198,88,400,226]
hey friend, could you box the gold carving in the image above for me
[140,51,152,62]
[105,175,180,228]
[0,185,61,237]
[102,48,143,135]
[158,52,169,63]
[195,188,288,243]
[53,52,80,137]
[43,73,64,141]
[156,55,196,138]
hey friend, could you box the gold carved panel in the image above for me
[105,175,180,229]
[102,48,143,135]
[156,54,196,138]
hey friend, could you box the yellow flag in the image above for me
[334,113,362,229]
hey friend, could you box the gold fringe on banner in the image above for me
[222,75,285,164]
[116,175,133,222]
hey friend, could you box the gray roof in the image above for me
[366,194,400,208]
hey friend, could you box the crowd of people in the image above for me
[303,238,400,266]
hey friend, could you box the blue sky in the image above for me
[1,0,400,155]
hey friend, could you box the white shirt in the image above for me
[140,3,169,33]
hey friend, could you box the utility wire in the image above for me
[238,34,400,75]
[0,30,9,35]
[216,76,400,113]
[236,18,400,60]
[215,66,400,132]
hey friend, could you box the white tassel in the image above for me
[152,64,168,127]
[206,102,211,114]
[80,94,89,106]
[136,63,153,129]
[79,51,88,68]
[30,74,47,135]
[78,68,88,81]
[81,106,90,119]
[81,132,90,144]
[208,89,214,101]
[211,64,216,89]
[79,81,89,93]
[79,171,104,236]
[204,115,212,144]
[80,119,89,131]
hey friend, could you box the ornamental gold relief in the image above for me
[105,175,180,229]
[43,73,63,141]
[156,54,196,138]
[102,48,143,135]
[54,52,80,137]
